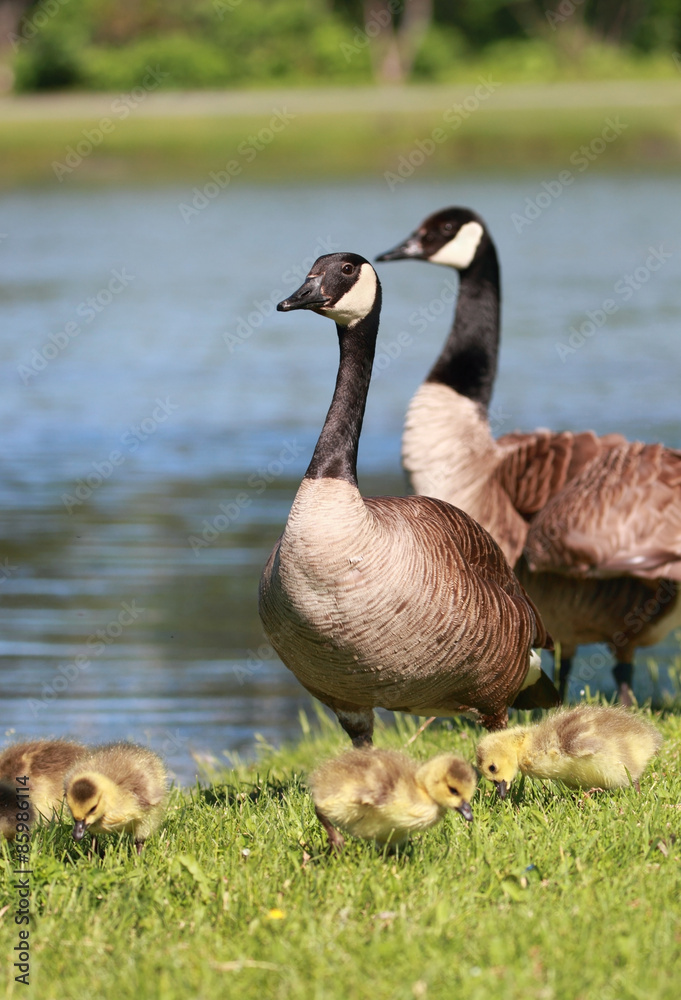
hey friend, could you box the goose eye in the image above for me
[341,263,354,275]
[488,764,497,774]
[441,222,454,234]
[448,786,459,796]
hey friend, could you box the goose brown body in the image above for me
[377,208,681,702]
[309,748,477,847]
[64,742,168,854]
[476,705,662,795]
[0,739,87,839]
[260,252,556,745]
[261,479,550,730]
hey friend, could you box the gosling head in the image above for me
[66,773,110,840]
[417,754,477,822]
[375,206,488,271]
[277,252,381,329]
[476,731,522,799]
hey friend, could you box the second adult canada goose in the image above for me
[64,742,168,855]
[0,739,87,839]
[376,207,681,704]
[259,251,557,746]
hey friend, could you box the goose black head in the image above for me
[277,252,381,328]
[376,207,488,271]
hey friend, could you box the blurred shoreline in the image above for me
[2,80,681,187]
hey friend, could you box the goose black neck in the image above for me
[305,295,381,484]
[426,240,500,409]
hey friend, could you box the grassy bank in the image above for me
[2,81,681,187]
[2,705,680,1000]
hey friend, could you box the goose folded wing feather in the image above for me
[526,443,681,580]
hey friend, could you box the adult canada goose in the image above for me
[64,742,168,855]
[476,704,662,797]
[309,748,477,850]
[376,207,681,705]
[259,251,557,746]
[0,739,87,839]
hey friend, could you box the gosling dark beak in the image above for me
[72,820,86,841]
[277,274,329,312]
[495,780,508,800]
[375,234,424,262]
[456,801,474,823]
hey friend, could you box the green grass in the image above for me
[2,81,681,187]
[1,703,680,1000]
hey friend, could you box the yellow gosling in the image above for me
[0,739,88,839]
[476,705,662,798]
[309,748,477,851]
[64,742,168,855]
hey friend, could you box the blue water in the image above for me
[1,175,680,781]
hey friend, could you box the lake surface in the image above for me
[1,174,680,782]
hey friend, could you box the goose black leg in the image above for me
[557,656,572,703]
[613,662,634,707]
[335,707,374,747]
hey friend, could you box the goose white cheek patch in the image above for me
[324,264,378,326]
[429,221,484,269]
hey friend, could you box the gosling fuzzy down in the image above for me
[0,739,88,839]
[476,705,662,797]
[309,748,477,850]
[64,742,168,855]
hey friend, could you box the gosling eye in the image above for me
[341,263,354,275]
[447,786,459,796]
[87,804,98,815]
[488,764,497,774]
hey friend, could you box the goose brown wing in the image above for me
[524,443,681,580]
[365,494,550,650]
[495,429,627,517]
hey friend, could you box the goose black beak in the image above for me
[456,801,474,823]
[72,820,86,841]
[495,780,508,800]
[375,235,424,262]
[277,274,330,312]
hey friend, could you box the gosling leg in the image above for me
[315,809,345,854]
